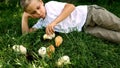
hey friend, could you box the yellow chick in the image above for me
[56,55,71,67]
[47,45,55,58]
[43,33,55,40]
[55,36,63,47]
[12,45,27,55]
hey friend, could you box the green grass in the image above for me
[0,2,120,68]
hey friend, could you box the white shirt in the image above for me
[33,1,88,33]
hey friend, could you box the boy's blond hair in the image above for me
[20,0,41,11]
[20,0,31,11]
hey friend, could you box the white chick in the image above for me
[56,55,71,66]
[38,47,47,58]
[51,33,55,38]
[12,45,27,55]
[43,33,55,40]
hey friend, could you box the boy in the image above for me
[20,0,120,43]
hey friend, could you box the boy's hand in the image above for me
[23,12,36,18]
[46,22,56,35]
[23,12,31,18]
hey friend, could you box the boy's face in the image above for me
[26,0,46,18]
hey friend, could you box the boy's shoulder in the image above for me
[45,1,66,5]
[45,1,58,4]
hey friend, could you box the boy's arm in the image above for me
[21,12,36,34]
[46,3,75,35]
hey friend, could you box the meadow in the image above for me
[0,0,120,68]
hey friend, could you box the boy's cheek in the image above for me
[31,15,40,18]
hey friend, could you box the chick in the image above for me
[38,47,47,58]
[55,36,63,47]
[43,33,55,40]
[56,55,71,67]
[12,45,27,55]
[47,45,55,58]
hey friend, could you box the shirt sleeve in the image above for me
[45,1,67,14]
[32,19,43,29]
[46,1,67,7]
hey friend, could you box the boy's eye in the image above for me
[37,6,40,9]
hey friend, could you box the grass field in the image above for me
[0,1,120,68]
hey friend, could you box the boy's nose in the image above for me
[36,10,41,15]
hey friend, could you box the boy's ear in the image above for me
[37,0,44,5]
[42,2,44,6]
[38,0,43,2]
[40,0,44,6]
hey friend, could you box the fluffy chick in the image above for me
[43,33,55,40]
[12,45,27,55]
[55,36,63,47]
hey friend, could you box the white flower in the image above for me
[43,33,55,40]
[12,45,27,55]
[56,55,71,66]
[38,47,46,58]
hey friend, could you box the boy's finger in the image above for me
[46,27,51,35]
[46,25,55,35]
[49,28,54,35]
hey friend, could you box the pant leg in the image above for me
[84,5,120,31]
[85,26,120,43]
[90,5,120,31]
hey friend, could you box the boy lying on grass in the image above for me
[21,0,120,43]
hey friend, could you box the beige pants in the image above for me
[83,5,120,43]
